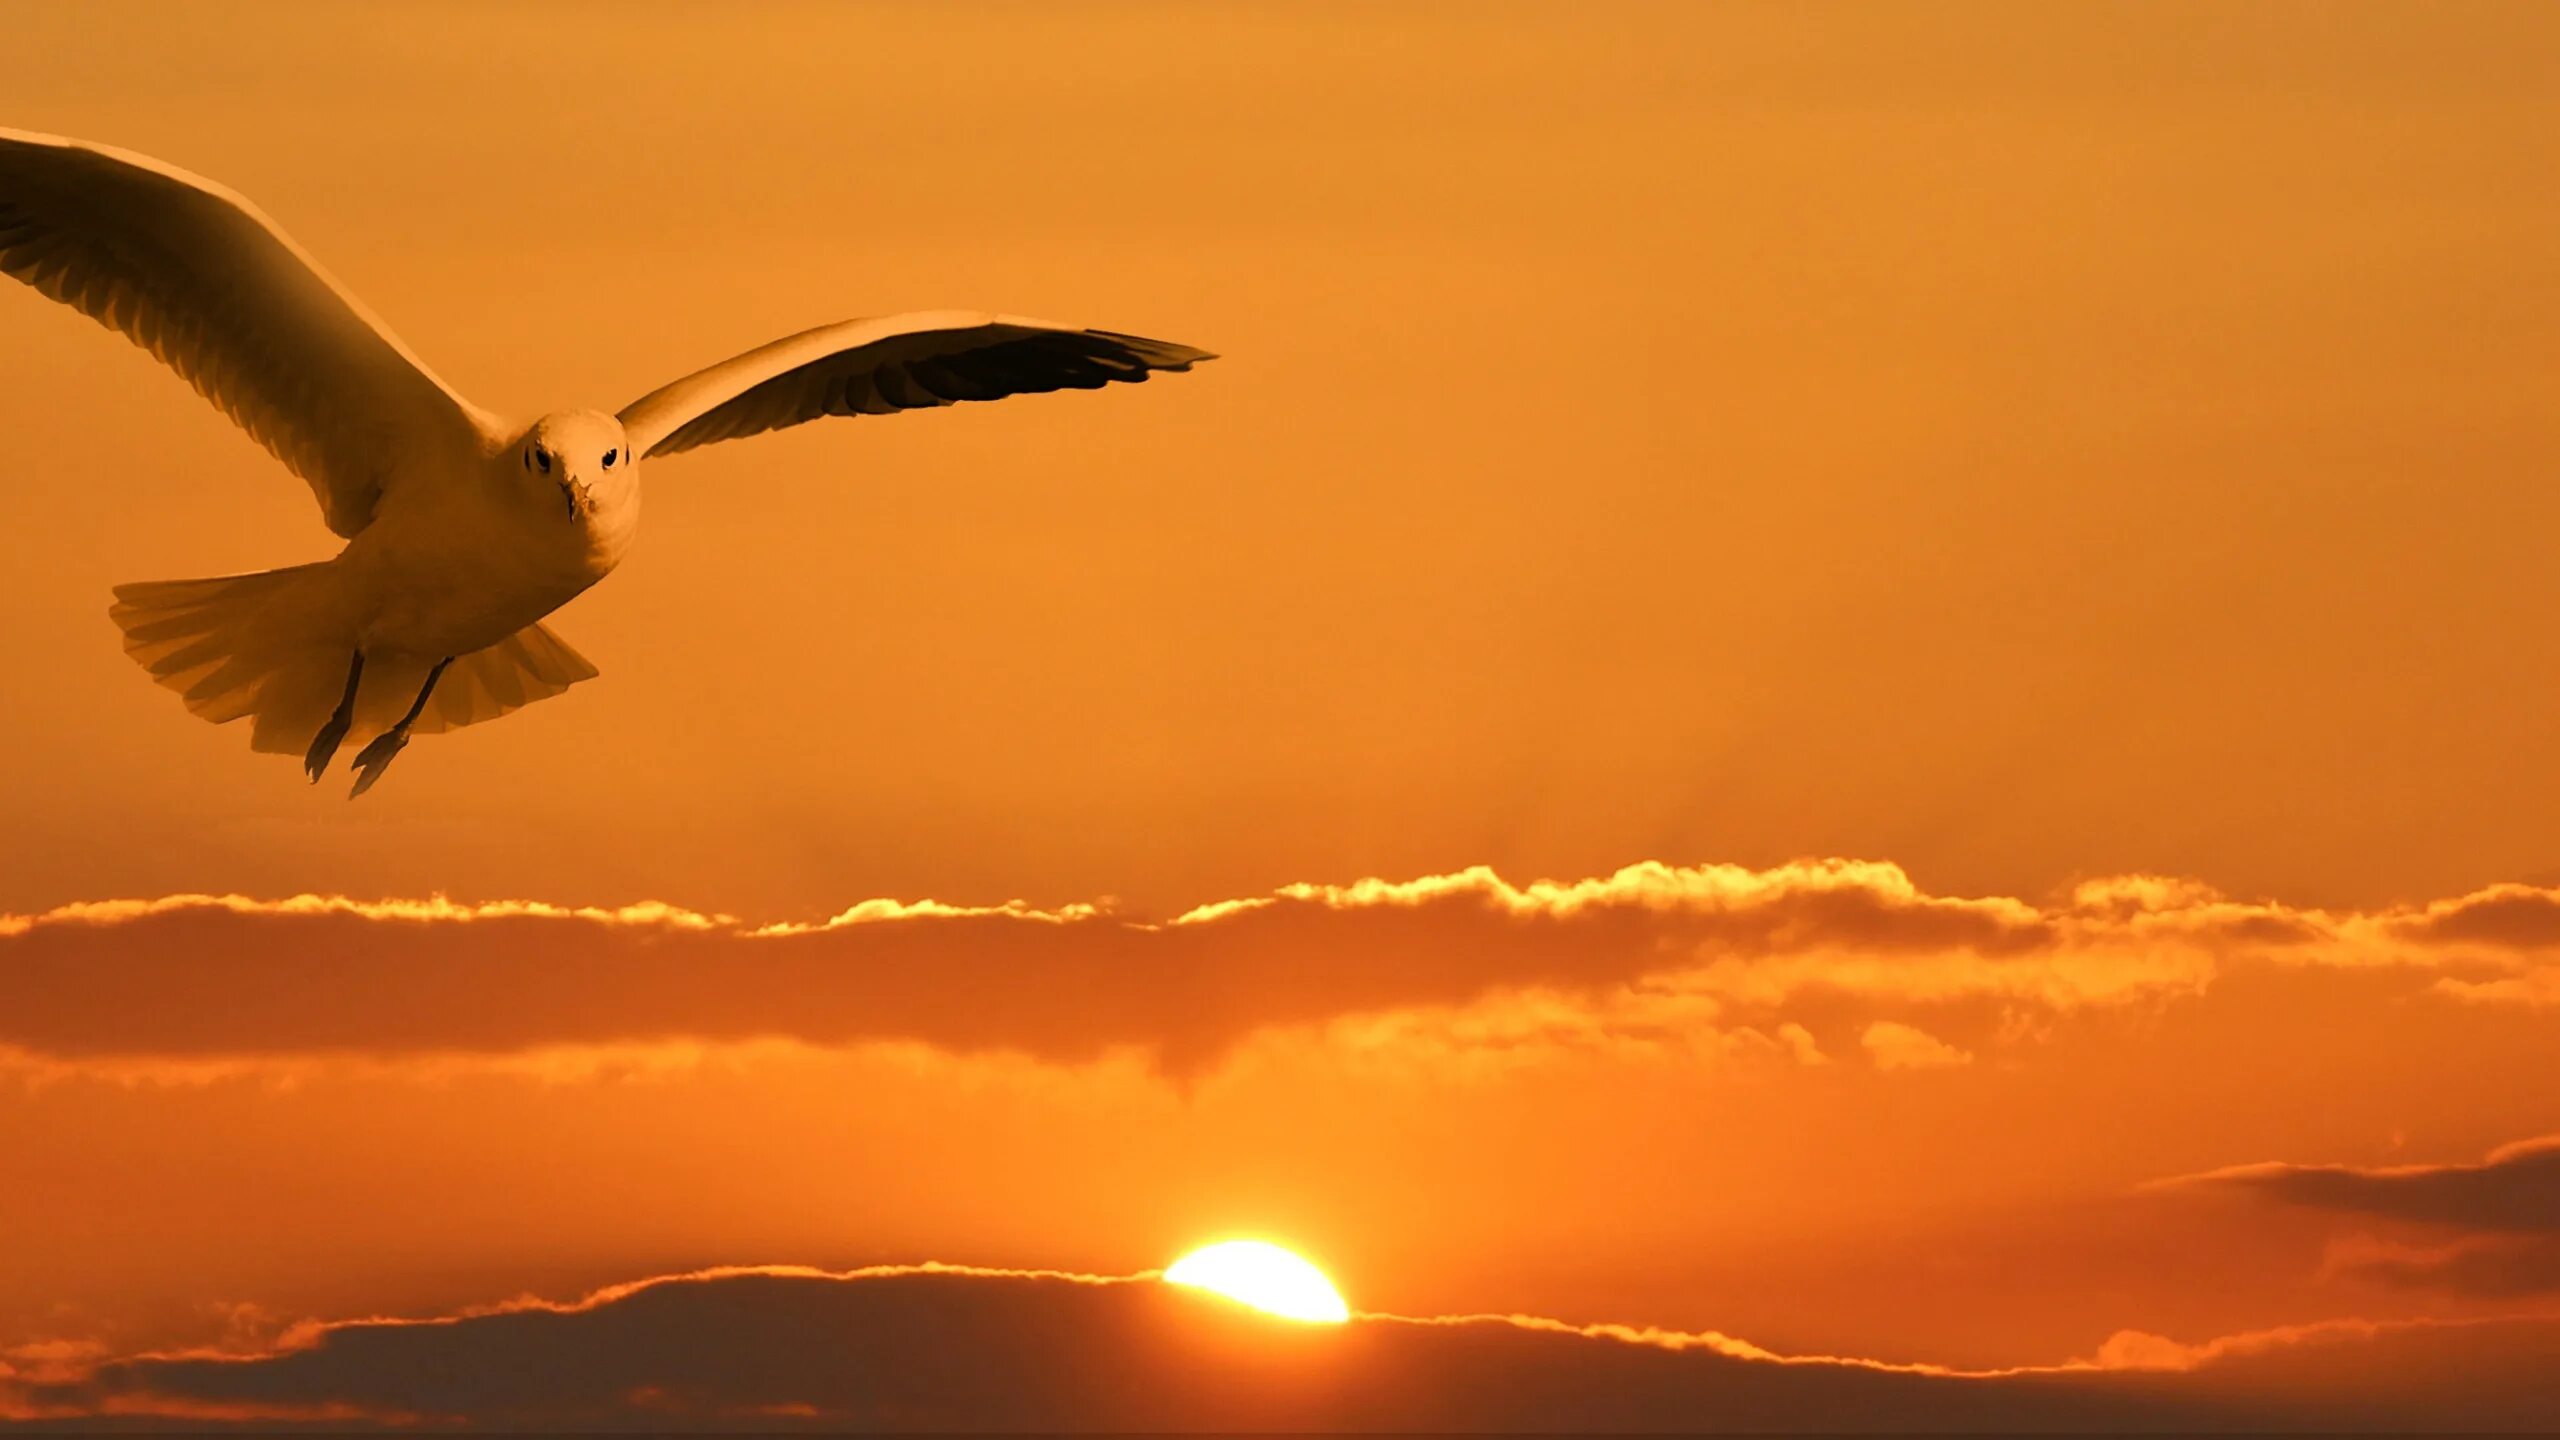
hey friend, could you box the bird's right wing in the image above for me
[616,311,1215,461]
[0,128,504,537]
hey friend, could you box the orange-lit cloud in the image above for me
[8,856,2559,1395]
[12,1263,2560,1432]
[2171,1134,2560,1300]
[2178,1133,2560,1233]
[1859,1019,1973,1070]
[0,858,2542,1082]
[2325,1234,2560,1300]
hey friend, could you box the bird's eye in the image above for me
[602,448,618,468]
[534,448,551,474]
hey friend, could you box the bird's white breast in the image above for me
[340,457,638,660]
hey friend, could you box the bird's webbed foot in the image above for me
[306,651,365,782]
[347,726,411,798]
[345,655,449,798]
[304,712,352,784]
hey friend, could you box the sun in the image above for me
[1162,1240,1351,1323]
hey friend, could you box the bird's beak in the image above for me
[559,476,592,519]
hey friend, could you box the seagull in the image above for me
[0,129,1215,796]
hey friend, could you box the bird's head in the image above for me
[518,410,635,522]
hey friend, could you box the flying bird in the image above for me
[0,129,1214,795]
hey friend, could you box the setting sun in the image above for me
[1163,1241,1351,1323]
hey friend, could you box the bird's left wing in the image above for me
[617,310,1214,460]
[0,129,505,537]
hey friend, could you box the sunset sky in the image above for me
[7,2,2560,1431]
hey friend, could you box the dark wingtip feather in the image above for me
[1084,329,1220,369]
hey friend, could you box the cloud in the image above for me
[10,1263,2560,1432]
[1859,1019,1972,1070]
[2163,1133,2560,1299]
[2437,969,2560,1007]
[0,858,2541,1079]
[2387,884,2560,951]
[2384,885,2560,1007]
[2177,1133,2560,1234]
[2325,1234,2560,1299]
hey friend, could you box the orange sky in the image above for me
[6,2,2560,1430]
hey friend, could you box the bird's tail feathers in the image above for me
[408,621,599,736]
[112,564,341,752]
[110,567,598,755]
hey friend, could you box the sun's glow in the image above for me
[1162,1240,1350,1323]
